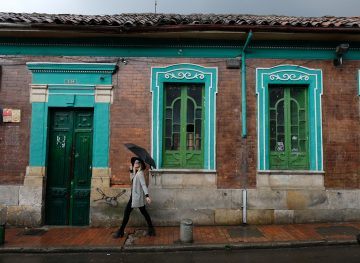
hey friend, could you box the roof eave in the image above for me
[1,23,360,35]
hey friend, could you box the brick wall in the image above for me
[246,59,360,189]
[320,61,360,188]
[0,62,31,184]
[109,57,360,189]
[0,56,359,189]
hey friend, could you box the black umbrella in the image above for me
[124,143,157,169]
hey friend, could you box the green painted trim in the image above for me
[1,45,239,58]
[93,103,110,167]
[27,62,116,85]
[27,63,115,168]
[1,41,360,59]
[29,102,48,166]
[241,30,253,138]
[1,37,360,48]
[47,85,95,107]
[27,62,117,73]
[256,65,323,171]
[151,63,218,170]
[241,53,247,137]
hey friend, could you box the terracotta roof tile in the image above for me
[0,12,359,31]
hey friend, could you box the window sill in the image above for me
[151,169,217,174]
[149,169,217,189]
[257,170,325,190]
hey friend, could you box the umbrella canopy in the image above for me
[124,143,156,169]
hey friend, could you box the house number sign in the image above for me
[65,79,77,84]
[56,135,66,148]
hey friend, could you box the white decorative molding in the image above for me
[164,71,205,80]
[30,84,48,103]
[269,73,310,81]
[95,85,113,103]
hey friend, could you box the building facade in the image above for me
[0,13,359,226]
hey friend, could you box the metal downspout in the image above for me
[241,30,253,138]
[241,30,253,225]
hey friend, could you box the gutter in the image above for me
[241,30,253,138]
[241,30,253,225]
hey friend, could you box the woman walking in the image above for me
[113,157,155,238]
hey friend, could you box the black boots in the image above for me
[148,227,156,236]
[112,229,124,239]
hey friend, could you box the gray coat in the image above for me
[130,170,149,208]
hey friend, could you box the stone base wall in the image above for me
[89,187,360,227]
[89,171,360,227]
[2,170,360,227]
[0,185,43,226]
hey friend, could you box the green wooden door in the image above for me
[163,83,204,168]
[46,109,93,225]
[269,86,309,170]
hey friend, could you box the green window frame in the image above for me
[256,65,323,171]
[162,83,205,168]
[151,63,218,170]
[269,86,309,169]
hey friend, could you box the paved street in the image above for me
[1,245,360,263]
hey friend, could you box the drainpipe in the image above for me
[242,188,247,225]
[241,30,253,225]
[241,30,253,138]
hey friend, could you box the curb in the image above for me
[0,246,123,253]
[0,239,357,253]
[122,240,358,252]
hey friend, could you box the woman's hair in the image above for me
[134,160,146,171]
[137,164,143,171]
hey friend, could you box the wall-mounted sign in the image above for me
[65,79,77,84]
[2,108,21,123]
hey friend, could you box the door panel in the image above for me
[46,112,73,225]
[46,109,93,226]
[71,112,93,225]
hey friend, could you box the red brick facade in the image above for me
[0,64,31,184]
[0,56,359,189]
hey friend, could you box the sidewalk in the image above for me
[1,222,359,253]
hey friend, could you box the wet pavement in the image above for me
[0,246,360,263]
[0,222,359,252]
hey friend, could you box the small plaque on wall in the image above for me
[2,108,21,123]
[12,109,21,122]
